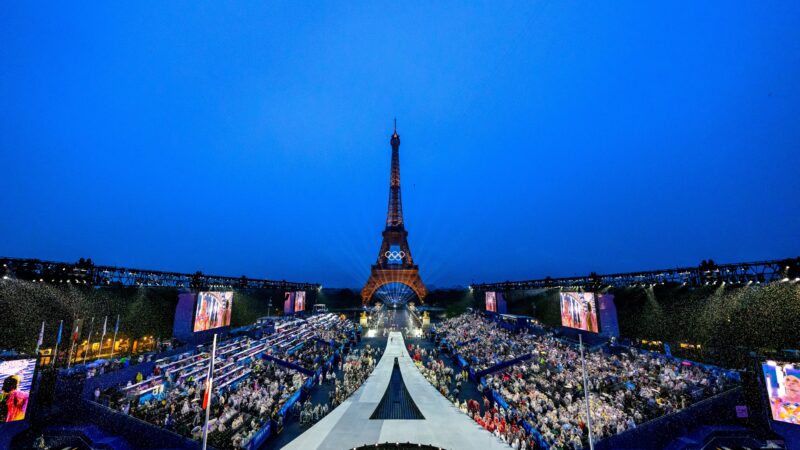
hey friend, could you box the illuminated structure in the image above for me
[361,124,427,304]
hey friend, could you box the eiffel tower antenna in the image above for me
[394,118,396,132]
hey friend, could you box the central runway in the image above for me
[282,331,511,450]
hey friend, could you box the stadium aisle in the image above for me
[266,334,390,449]
[411,337,489,416]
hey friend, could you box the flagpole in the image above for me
[83,317,95,363]
[98,316,108,358]
[52,320,63,367]
[110,315,120,359]
[579,334,595,450]
[67,319,80,369]
[201,333,217,450]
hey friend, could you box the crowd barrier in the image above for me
[456,337,480,346]
[471,353,534,381]
[262,354,315,377]
[82,398,203,450]
[243,422,271,450]
[81,361,157,400]
[287,343,304,355]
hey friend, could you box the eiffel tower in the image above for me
[361,122,427,305]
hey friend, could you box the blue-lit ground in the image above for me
[373,282,418,305]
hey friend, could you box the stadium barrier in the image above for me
[82,398,203,450]
[594,387,743,450]
[243,422,271,450]
[261,354,315,377]
[455,337,480,347]
[471,353,534,381]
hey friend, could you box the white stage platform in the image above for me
[282,332,511,450]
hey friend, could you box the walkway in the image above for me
[282,331,510,450]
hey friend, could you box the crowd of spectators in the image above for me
[410,342,542,449]
[97,313,354,449]
[436,313,735,450]
[295,344,383,427]
[333,344,381,405]
[435,314,539,371]
[116,358,303,450]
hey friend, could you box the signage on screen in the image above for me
[295,291,306,312]
[486,291,497,312]
[193,291,233,332]
[559,292,598,333]
[0,358,36,422]
[763,361,800,425]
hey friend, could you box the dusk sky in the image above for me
[2,2,799,288]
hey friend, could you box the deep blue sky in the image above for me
[2,2,799,288]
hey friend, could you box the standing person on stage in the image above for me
[1,375,29,422]
[770,374,800,424]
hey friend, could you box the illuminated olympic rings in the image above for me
[384,250,406,261]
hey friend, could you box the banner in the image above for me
[35,320,45,354]
[55,320,63,346]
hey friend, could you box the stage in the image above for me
[282,331,510,450]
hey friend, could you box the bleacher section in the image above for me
[432,312,742,450]
[83,313,355,450]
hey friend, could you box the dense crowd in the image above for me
[436,315,539,371]
[438,313,736,450]
[333,344,381,405]
[296,344,383,427]
[98,314,353,449]
[411,343,460,400]
[116,358,303,450]
[410,342,543,449]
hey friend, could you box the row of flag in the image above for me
[33,315,121,367]
[33,316,220,450]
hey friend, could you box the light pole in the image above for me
[579,334,595,450]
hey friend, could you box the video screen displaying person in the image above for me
[763,361,800,425]
[193,291,233,332]
[486,291,497,312]
[294,291,306,312]
[0,358,35,422]
[284,291,296,314]
[559,292,598,333]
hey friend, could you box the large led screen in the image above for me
[284,291,296,314]
[559,292,598,333]
[763,361,800,425]
[0,358,36,422]
[193,291,233,332]
[485,291,497,312]
[294,291,306,312]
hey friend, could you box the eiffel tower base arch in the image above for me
[361,267,427,306]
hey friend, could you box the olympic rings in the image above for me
[384,250,406,261]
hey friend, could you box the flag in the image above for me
[202,377,213,409]
[110,314,120,359]
[35,321,45,351]
[200,334,217,450]
[72,319,82,343]
[56,320,63,346]
[53,319,64,367]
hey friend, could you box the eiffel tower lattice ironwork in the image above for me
[361,123,428,305]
